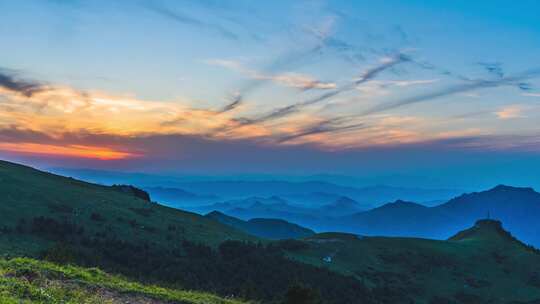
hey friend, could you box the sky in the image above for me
[1,0,540,187]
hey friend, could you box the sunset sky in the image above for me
[1,0,540,185]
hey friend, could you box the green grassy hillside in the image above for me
[286,220,540,303]
[0,159,255,257]
[0,257,247,304]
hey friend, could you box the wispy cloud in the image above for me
[217,14,369,100]
[478,62,504,79]
[243,52,411,124]
[219,93,243,113]
[142,2,238,40]
[359,67,540,116]
[351,79,438,98]
[304,15,367,63]
[495,105,524,120]
[0,68,45,97]
[355,54,411,85]
[384,79,439,87]
[274,118,367,143]
[206,59,336,91]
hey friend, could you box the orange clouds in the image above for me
[2,73,532,161]
[0,86,246,137]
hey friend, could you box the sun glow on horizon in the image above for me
[0,142,137,160]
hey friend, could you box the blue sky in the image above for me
[0,0,540,187]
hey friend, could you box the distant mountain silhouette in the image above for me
[171,181,460,208]
[281,192,344,206]
[145,186,220,206]
[193,196,310,215]
[205,211,315,240]
[195,196,367,231]
[319,196,364,217]
[224,199,324,230]
[339,185,540,247]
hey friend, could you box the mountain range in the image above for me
[196,184,540,248]
[191,195,365,231]
[167,181,462,208]
[145,186,220,206]
[51,168,462,208]
[335,185,540,247]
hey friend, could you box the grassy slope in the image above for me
[0,257,248,304]
[287,222,540,303]
[0,160,256,256]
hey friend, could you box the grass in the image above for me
[285,224,540,303]
[0,257,250,304]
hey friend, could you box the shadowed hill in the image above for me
[205,211,315,239]
[0,159,255,254]
[448,219,540,254]
[339,200,452,237]
[449,219,516,242]
[286,219,540,303]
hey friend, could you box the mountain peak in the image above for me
[474,219,503,230]
[448,219,519,243]
[489,184,535,193]
[386,199,425,208]
[328,196,358,208]
[206,210,226,217]
[335,196,356,203]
